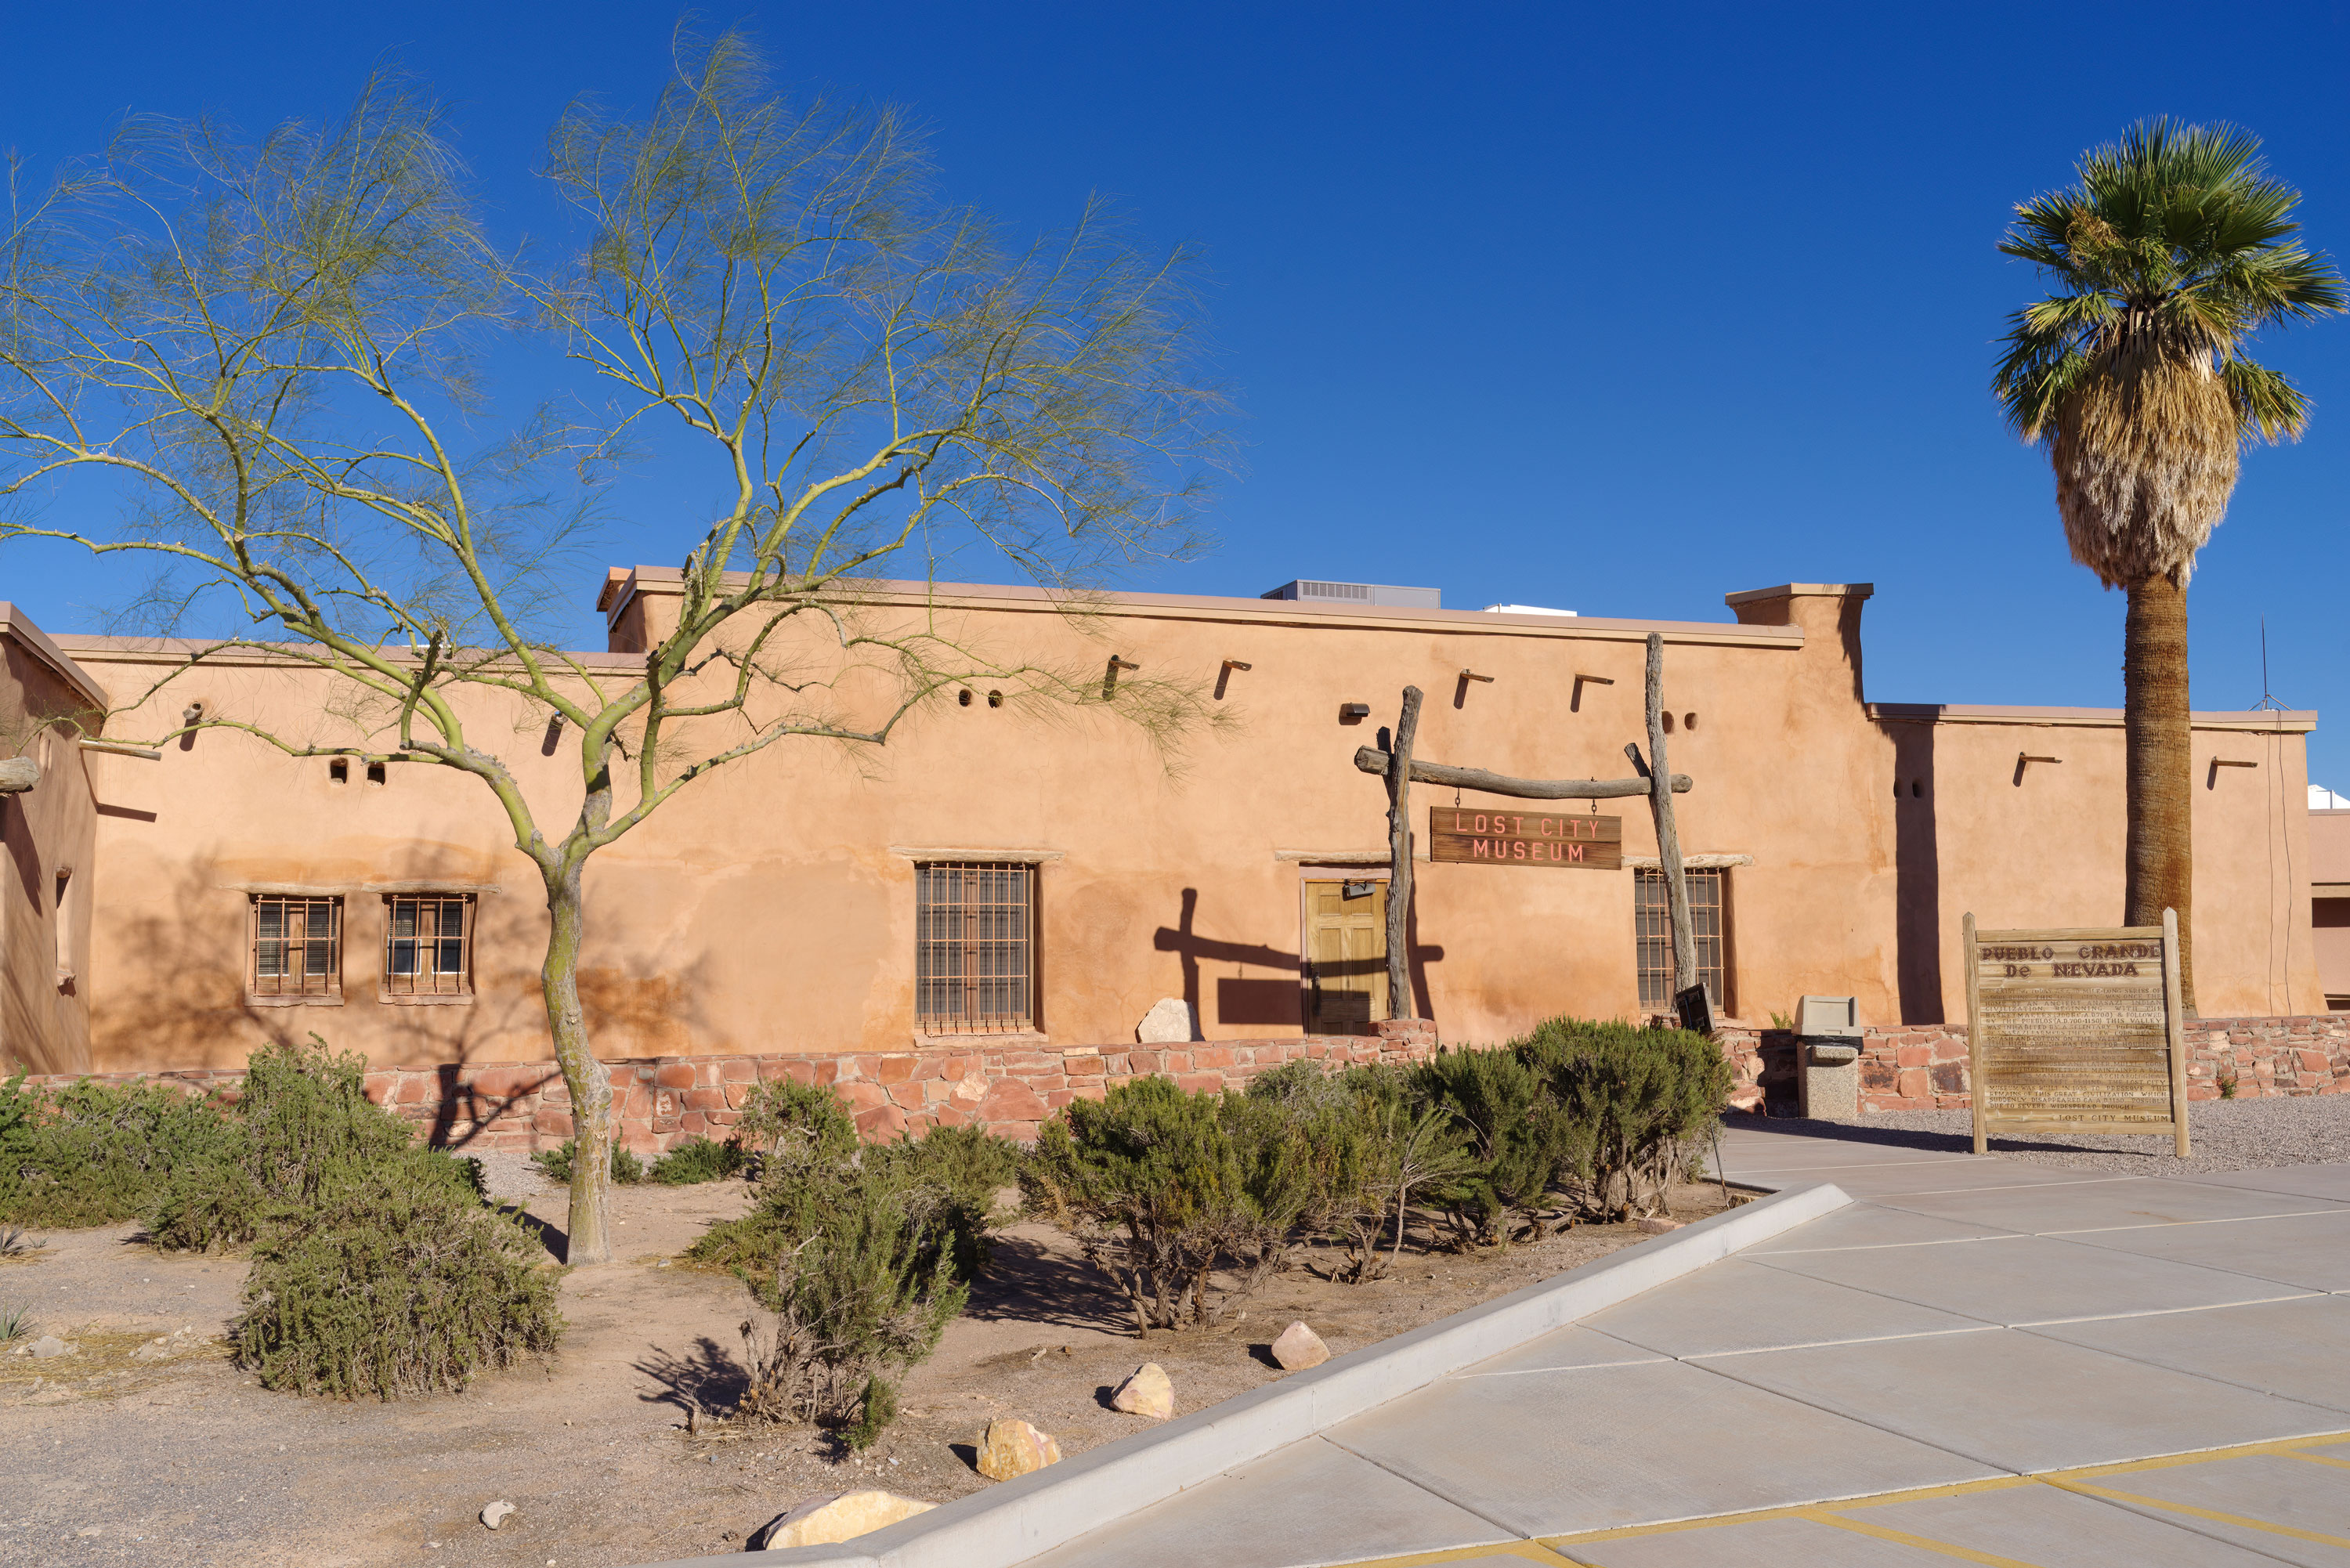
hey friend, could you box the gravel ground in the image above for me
[470,1149,556,1203]
[1752,1094,2350,1176]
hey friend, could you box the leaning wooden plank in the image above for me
[1352,747,1689,799]
[1965,912,1987,1157]
[2163,907,2191,1158]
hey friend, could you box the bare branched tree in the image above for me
[0,34,1223,1263]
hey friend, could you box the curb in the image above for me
[649,1180,1851,1568]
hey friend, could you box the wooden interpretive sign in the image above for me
[1963,909,2190,1157]
[1427,807,1622,869]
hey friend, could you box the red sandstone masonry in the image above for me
[1717,1014,2350,1115]
[34,1013,2338,1143]
[21,1020,1441,1154]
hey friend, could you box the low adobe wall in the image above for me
[1719,1014,2350,1115]
[16,1021,1441,1153]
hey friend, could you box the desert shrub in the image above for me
[649,1136,747,1185]
[233,1161,562,1398]
[1412,1046,1591,1248]
[146,1037,473,1252]
[736,1078,858,1169]
[0,1071,240,1228]
[1325,1066,1480,1279]
[732,1156,971,1448]
[1242,1060,1455,1283]
[1023,1076,1310,1333]
[894,1121,1025,1198]
[1517,1018,1730,1219]
[0,1301,32,1342]
[691,1117,1001,1295]
[529,1137,646,1187]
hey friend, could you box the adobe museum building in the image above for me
[2,571,2341,1147]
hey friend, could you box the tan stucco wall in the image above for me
[2311,810,2350,1003]
[1878,706,2317,1022]
[0,612,105,1073]
[42,575,2324,1075]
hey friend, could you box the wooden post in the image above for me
[1964,911,1986,1156]
[1385,686,1423,1021]
[2162,906,2191,1158]
[1638,632,1698,1019]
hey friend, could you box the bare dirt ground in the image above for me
[0,1164,1734,1567]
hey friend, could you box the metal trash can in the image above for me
[1795,995,1862,1121]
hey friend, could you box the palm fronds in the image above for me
[1993,119,2344,446]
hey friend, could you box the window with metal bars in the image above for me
[382,894,474,996]
[250,895,342,999]
[915,863,1036,1033]
[1635,868,1728,1015]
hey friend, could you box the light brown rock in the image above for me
[1636,1216,1685,1234]
[1136,996,1200,1044]
[975,1418,1063,1480]
[1271,1321,1329,1370]
[756,1490,935,1548]
[1111,1361,1174,1419]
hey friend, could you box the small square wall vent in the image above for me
[1262,580,1441,609]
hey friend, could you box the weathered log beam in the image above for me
[1635,630,1701,1025]
[1384,687,1423,1021]
[1352,746,1689,800]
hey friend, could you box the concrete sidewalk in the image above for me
[1004,1124,2350,1567]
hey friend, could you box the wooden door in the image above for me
[1304,880,1387,1035]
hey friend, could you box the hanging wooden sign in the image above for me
[1427,806,1622,869]
[1962,910,2190,1157]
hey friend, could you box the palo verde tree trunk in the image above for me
[2124,573,2196,1014]
[542,858,617,1265]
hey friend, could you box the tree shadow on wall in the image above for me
[1153,886,1444,1031]
[86,862,714,1154]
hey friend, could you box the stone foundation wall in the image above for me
[1717,1014,2350,1115]
[19,1021,1441,1152]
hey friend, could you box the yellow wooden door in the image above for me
[1304,880,1387,1035]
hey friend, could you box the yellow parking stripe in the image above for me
[1322,1544,1582,1568]
[2285,1449,2350,1472]
[1321,1433,2350,1568]
[1545,1475,2039,1546]
[1802,1508,2048,1566]
[2055,1432,2350,1479]
[2040,1477,2350,1550]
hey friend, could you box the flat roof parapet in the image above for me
[1723,583,1875,605]
[591,569,1806,649]
[1869,701,2316,733]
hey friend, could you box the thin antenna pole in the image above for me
[2256,617,2285,714]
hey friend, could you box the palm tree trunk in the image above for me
[544,858,616,1264]
[2124,573,2196,1013]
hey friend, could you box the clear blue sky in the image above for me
[9,2,2348,782]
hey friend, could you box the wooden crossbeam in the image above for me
[1352,747,1690,800]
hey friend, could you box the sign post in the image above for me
[1963,909,2191,1158]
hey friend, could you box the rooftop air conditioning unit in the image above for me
[1261,580,1441,609]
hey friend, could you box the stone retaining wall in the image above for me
[1717,1014,2350,1115]
[19,1020,1441,1152]
[29,1013,2343,1142]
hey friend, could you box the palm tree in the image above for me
[1994,120,2342,1012]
